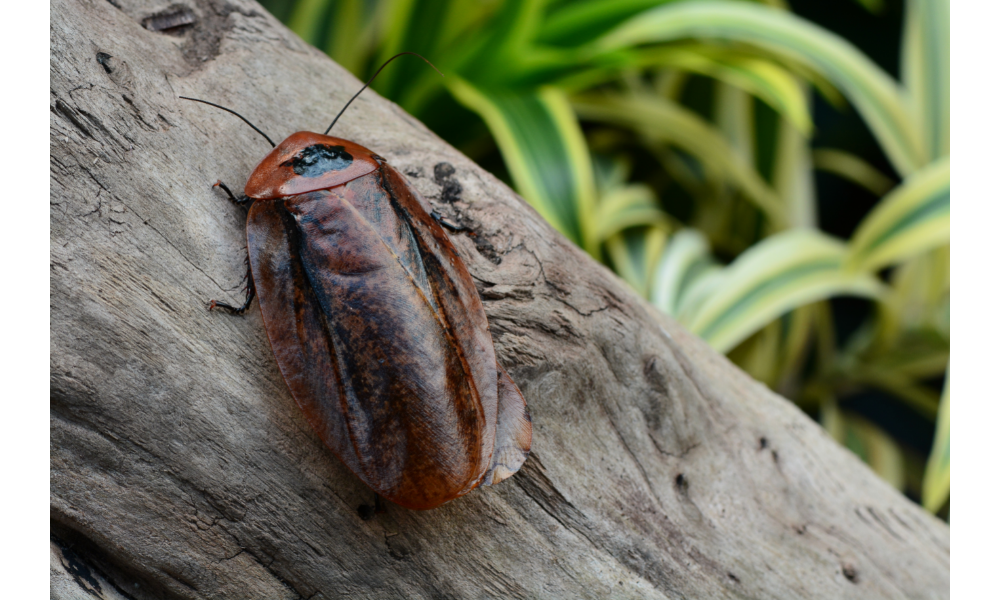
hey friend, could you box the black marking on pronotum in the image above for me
[282,144,354,177]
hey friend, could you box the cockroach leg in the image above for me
[431,210,468,233]
[208,254,256,315]
[213,180,251,208]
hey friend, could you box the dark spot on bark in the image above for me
[283,144,353,177]
[440,179,462,203]
[151,3,252,68]
[842,563,858,582]
[771,449,779,464]
[433,162,455,182]
[142,5,196,35]
[434,162,462,203]
[95,52,113,74]
[473,239,503,264]
[759,436,768,449]
[727,572,741,584]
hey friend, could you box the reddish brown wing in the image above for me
[376,163,500,477]
[377,164,531,483]
[247,170,497,510]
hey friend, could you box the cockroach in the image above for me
[181,53,531,511]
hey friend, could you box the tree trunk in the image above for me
[50,1,949,598]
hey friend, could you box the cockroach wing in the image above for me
[377,164,532,484]
[247,168,505,510]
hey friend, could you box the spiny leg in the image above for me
[207,180,255,315]
[208,255,255,315]
[214,179,251,207]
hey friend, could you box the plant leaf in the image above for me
[851,366,941,420]
[592,184,670,244]
[640,45,814,134]
[606,226,669,297]
[923,368,950,513]
[592,0,925,175]
[813,148,896,196]
[682,229,885,353]
[287,0,332,46]
[538,0,684,47]
[847,157,949,272]
[573,92,787,227]
[448,78,598,254]
[874,246,950,348]
[902,0,949,160]
[729,320,783,387]
[854,0,886,13]
[773,92,818,228]
[323,0,372,75]
[852,415,906,490]
[650,228,714,316]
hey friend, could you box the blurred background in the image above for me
[257,0,950,517]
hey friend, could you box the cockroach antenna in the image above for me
[324,52,443,135]
[179,97,276,148]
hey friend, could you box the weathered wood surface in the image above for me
[50,1,949,598]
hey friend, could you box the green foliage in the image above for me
[924,369,950,514]
[679,229,886,354]
[262,0,949,513]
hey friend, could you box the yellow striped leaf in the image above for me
[650,229,714,316]
[592,0,926,175]
[773,99,818,228]
[902,0,949,160]
[592,184,671,245]
[607,226,670,298]
[448,79,598,255]
[923,369,949,513]
[638,46,813,134]
[813,148,896,196]
[682,229,885,353]
[847,158,949,272]
[573,93,787,228]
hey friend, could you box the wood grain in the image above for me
[50,1,949,598]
